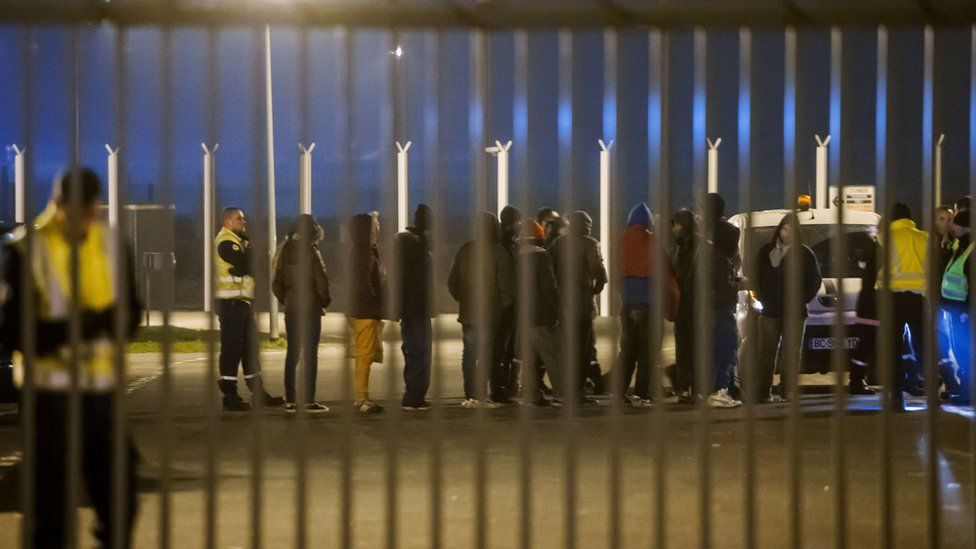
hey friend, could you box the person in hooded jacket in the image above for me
[448,212,515,407]
[347,212,387,414]
[754,212,822,402]
[537,207,566,250]
[549,210,608,405]
[516,219,565,405]
[393,204,435,410]
[272,214,331,412]
[495,206,524,404]
[671,209,699,399]
[613,203,679,405]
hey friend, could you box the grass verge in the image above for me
[127,326,288,354]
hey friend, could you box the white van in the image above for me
[728,206,881,373]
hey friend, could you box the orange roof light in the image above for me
[797,194,813,211]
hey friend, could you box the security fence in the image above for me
[0,1,975,548]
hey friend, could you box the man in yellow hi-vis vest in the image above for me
[214,207,284,411]
[878,202,930,409]
[0,168,140,547]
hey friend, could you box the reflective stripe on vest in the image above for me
[942,242,975,302]
[12,214,119,392]
[214,228,255,300]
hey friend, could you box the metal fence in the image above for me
[1,1,976,547]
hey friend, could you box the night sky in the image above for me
[1,25,974,227]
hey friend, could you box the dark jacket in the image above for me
[448,213,515,325]
[393,226,433,319]
[346,214,387,319]
[518,241,560,327]
[672,210,698,320]
[0,231,141,357]
[549,211,608,320]
[272,224,331,315]
[854,237,880,322]
[756,241,822,319]
[619,203,679,320]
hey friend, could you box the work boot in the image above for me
[223,394,251,412]
[848,379,876,395]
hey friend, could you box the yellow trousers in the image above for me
[349,319,383,401]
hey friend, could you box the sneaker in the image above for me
[757,393,784,404]
[484,400,505,409]
[848,381,876,395]
[223,394,251,412]
[533,397,553,407]
[708,389,742,408]
[402,401,432,411]
[354,400,383,414]
[305,402,330,413]
[284,402,298,413]
[631,398,653,407]
[460,398,481,409]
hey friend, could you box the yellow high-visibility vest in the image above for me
[214,227,255,301]
[877,218,929,295]
[11,205,118,391]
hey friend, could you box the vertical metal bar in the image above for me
[556,27,578,549]
[338,26,355,549]
[827,25,849,549]
[385,27,403,549]
[203,24,220,549]
[921,24,941,549]
[783,26,802,549]
[110,23,131,549]
[649,28,668,549]
[158,26,176,549]
[470,28,490,549]
[738,25,757,549]
[690,27,711,549]
[425,30,444,549]
[250,25,267,549]
[265,25,279,341]
[969,22,976,549]
[17,24,37,549]
[513,27,533,549]
[602,26,622,549]
[294,24,311,549]
[65,27,83,549]
[875,24,895,549]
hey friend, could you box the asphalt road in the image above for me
[0,327,974,548]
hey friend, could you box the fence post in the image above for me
[396,140,412,232]
[299,143,316,215]
[706,137,721,194]
[202,143,218,312]
[815,134,832,209]
[598,138,614,317]
[105,144,120,230]
[485,140,512,217]
[935,134,945,208]
[12,144,25,223]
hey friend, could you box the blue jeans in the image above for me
[945,303,973,400]
[401,318,432,406]
[711,306,739,393]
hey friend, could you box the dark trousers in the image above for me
[284,311,322,403]
[756,314,806,399]
[33,391,138,548]
[850,321,877,385]
[711,307,738,393]
[945,303,972,399]
[890,291,926,395]
[618,305,651,399]
[401,317,432,406]
[674,315,695,394]
[216,299,263,396]
[460,322,500,400]
[492,307,518,400]
[559,318,593,401]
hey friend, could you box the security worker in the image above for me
[941,209,973,405]
[0,168,140,547]
[879,202,929,409]
[215,207,284,411]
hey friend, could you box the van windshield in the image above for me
[740,223,876,281]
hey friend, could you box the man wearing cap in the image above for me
[941,209,974,404]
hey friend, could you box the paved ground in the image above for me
[0,319,974,548]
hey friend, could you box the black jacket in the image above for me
[393,226,433,319]
[272,240,331,315]
[549,212,608,321]
[756,241,822,320]
[855,237,880,321]
[518,242,560,327]
[448,213,514,326]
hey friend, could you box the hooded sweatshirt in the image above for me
[346,213,387,319]
[393,204,434,319]
[619,203,680,319]
[448,212,515,325]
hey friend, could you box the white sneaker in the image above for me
[631,398,653,407]
[461,398,481,409]
[305,402,330,413]
[354,400,383,414]
[708,389,742,408]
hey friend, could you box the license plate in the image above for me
[808,337,859,350]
